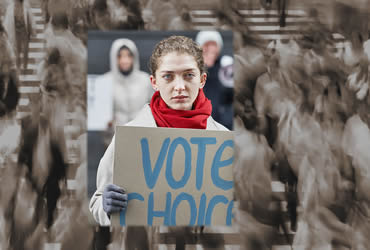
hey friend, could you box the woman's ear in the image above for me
[200,73,207,88]
[150,75,158,91]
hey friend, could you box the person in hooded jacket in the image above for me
[90,35,236,249]
[94,38,152,128]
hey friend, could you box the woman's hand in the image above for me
[102,184,128,215]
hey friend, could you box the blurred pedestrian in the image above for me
[3,0,36,70]
[142,0,193,30]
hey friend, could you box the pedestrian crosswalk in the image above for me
[191,8,345,47]
[191,9,311,34]
[16,3,43,115]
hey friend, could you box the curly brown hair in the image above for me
[149,35,206,76]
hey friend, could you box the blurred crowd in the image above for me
[0,0,91,249]
[41,0,195,38]
[231,1,370,249]
[0,0,235,248]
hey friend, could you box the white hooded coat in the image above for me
[93,39,152,126]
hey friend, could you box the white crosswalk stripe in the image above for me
[43,243,61,250]
[29,42,44,48]
[16,111,31,119]
[19,98,30,106]
[19,86,39,93]
[193,25,216,30]
[239,9,306,15]
[27,51,46,58]
[33,15,43,22]
[35,33,46,39]
[35,24,45,29]
[249,25,302,31]
[19,74,40,81]
[26,63,41,70]
[30,7,42,14]
[271,181,285,192]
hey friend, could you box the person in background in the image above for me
[95,38,152,131]
[196,30,234,130]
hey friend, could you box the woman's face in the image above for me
[118,48,134,72]
[150,52,207,110]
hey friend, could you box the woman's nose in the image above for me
[173,76,186,91]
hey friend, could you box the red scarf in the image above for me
[150,89,212,129]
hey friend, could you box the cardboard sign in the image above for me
[112,126,234,226]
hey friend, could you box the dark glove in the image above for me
[102,184,128,215]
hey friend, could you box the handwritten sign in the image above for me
[112,126,234,226]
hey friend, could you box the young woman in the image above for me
[90,35,228,225]
[89,35,232,249]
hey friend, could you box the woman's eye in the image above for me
[163,74,172,80]
[184,73,195,79]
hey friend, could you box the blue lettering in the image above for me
[190,137,217,190]
[170,192,197,225]
[120,193,144,226]
[205,195,229,225]
[226,200,234,226]
[197,193,207,225]
[141,137,170,189]
[147,192,171,225]
[211,140,234,190]
[166,137,191,189]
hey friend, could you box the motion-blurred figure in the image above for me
[68,0,91,45]
[142,0,193,30]
[0,21,20,166]
[90,0,144,30]
[115,0,144,29]
[4,47,70,250]
[3,0,36,70]
[43,11,87,112]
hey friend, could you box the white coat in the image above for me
[89,104,228,226]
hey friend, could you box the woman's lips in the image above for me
[172,95,188,99]
[172,95,188,102]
